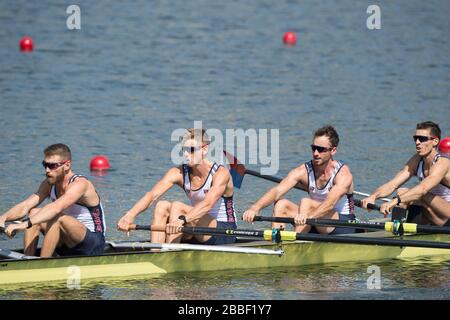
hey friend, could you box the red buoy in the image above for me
[283,31,297,46]
[439,137,450,157]
[19,36,34,52]
[90,155,110,171]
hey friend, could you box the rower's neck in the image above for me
[314,159,335,176]
[56,170,75,190]
[190,159,213,177]
[423,149,438,165]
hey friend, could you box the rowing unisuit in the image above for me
[182,163,237,223]
[50,174,106,235]
[417,154,450,202]
[305,160,355,217]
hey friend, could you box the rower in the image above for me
[117,128,237,244]
[0,144,106,257]
[361,121,450,226]
[243,126,355,234]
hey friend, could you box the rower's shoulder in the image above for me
[406,154,421,167]
[435,155,450,167]
[287,164,308,180]
[336,161,352,175]
[164,166,184,181]
[213,164,232,179]
[67,174,91,189]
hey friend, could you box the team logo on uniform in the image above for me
[204,189,209,194]
[310,187,315,192]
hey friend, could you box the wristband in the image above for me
[178,215,187,226]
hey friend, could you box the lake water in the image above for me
[0,0,449,299]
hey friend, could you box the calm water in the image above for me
[0,0,449,299]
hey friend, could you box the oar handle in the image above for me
[353,199,381,211]
[128,224,163,231]
[253,216,294,224]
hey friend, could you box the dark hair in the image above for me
[416,121,441,140]
[43,143,72,160]
[314,125,339,147]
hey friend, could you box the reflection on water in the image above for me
[1,256,449,300]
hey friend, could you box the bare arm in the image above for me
[116,167,183,231]
[0,180,50,222]
[361,155,418,208]
[396,157,449,203]
[309,166,353,219]
[28,179,88,226]
[248,166,306,213]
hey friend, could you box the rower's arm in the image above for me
[0,181,50,222]
[124,167,182,219]
[397,157,449,203]
[249,166,306,213]
[370,155,418,199]
[28,179,88,226]
[309,166,353,219]
[185,167,230,223]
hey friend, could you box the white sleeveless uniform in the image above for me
[50,174,106,236]
[182,163,237,223]
[305,160,354,216]
[416,154,450,202]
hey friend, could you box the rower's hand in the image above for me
[243,208,259,223]
[117,214,134,232]
[166,218,184,235]
[361,195,377,212]
[4,222,26,238]
[295,212,308,225]
[379,200,396,217]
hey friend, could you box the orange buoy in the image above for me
[283,31,297,46]
[19,36,34,52]
[90,155,110,171]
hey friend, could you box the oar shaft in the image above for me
[131,224,450,249]
[245,169,307,192]
[294,232,450,249]
[132,224,265,237]
[253,216,383,231]
[253,216,450,235]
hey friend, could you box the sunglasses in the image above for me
[311,144,333,153]
[182,144,208,154]
[413,135,437,143]
[42,160,68,170]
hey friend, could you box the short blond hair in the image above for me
[182,128,210,145]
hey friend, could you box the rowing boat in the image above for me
[1,231,450,285]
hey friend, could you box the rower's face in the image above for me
[311,136,336,166]
[183,139,207,167]
[42,155,70,185]
[414,129,438,157]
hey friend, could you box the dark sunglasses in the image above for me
[42,160,68,170]
[311,144,333,153]
[182,144,207,154]
[413,135,437,143]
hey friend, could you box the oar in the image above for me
[252,216,450,235]
[0,248,36,260]
[129,224,450,249]
[223,150,391,202]
[107,241,284,256]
